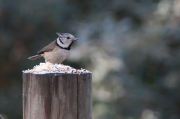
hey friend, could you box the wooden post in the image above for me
[23,73,92,119]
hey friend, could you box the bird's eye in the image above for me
[67,37,70,39]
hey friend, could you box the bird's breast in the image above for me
[43,47,70,63]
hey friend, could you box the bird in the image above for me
[28,32,78,64]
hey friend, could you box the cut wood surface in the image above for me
[23,73,92,119]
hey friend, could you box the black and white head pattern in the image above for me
[56,33,77,50]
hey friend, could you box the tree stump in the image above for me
[23,63,92,119]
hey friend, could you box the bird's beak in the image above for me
[73,38,78,41]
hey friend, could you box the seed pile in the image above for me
[23,62,91,74]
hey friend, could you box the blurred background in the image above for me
[0,0,180,119]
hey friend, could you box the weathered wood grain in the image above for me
[23,73,92,119]
[77,74,92,119]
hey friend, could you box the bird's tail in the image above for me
[28,55,42,60]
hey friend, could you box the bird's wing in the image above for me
[37,40,56,54]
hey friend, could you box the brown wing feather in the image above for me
[37,40,56,54]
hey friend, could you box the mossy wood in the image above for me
[23,73,92,119]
